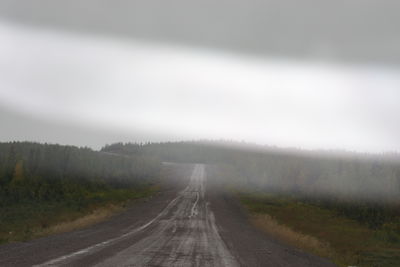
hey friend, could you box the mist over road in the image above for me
[0,164,334,266]
[86,164,237,266]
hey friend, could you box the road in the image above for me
[0,164,335,266]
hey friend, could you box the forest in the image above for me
[0,141,161,243]
[102,141,400,229]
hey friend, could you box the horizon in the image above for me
[1,2,400,265]
[3,139,400,159]
[1,1,400,153]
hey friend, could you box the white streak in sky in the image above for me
[0,21,399,152]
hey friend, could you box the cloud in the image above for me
[1,21,399,152]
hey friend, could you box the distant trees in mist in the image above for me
[102,141,400,202]
[103,141,400,229]
[0,142,160,206]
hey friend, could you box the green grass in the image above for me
[0,186,158,244]
[238,192,400,267]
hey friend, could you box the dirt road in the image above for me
[0,164,335,266]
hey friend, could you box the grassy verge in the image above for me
[238,192,400,267]
[0,186,159,244]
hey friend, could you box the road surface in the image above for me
[0,164,335,266]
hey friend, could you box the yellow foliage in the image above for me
[12,160,24,182]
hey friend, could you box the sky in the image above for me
[1,0,399,64]
[1,20,400,153]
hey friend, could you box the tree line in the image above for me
[0,141,160,206]
[102,141,400,229]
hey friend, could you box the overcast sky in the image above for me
[1,0,400,64]
[1,20,400,152]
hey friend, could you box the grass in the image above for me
[35,204,123,237]
[0,186,159,244]
[251,214,333,258]
[238,192,400,267]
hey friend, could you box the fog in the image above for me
[1,20,400,152]
[1,3,400,264]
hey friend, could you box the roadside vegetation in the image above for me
[104,141,400,266]
[0,142,161,244]
[239,192,400,267]
[6,139,399,265]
